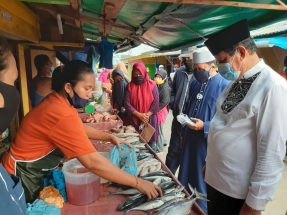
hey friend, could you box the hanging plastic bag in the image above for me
[101,90,109,107]
[109,144,137,176]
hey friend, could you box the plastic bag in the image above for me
[109,144,138,176]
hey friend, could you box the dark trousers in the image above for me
[165,117,182,174]
[207,184,245,215]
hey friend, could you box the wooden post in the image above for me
[17,44,29,116]
[69,51,73,60]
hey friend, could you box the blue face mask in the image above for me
[193,68,210,83]
[218,50,243,81]
[67,88,88,108]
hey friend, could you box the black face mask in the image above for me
[67,88,88,108]
[184,60,194,74]
[0,81,20,133]
[193,69,210,83]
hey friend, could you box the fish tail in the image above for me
[188,184,207,199]
[124,210,130,215]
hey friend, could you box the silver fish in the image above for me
[156,192,186,202]
[154,197,185,213]
[141,176,172,183]
[141,171,170,177]
[164,185,184,194]
[124,199,165,215]
[153,177,162,186]
[109,188,140,196]
[155,184,209,215]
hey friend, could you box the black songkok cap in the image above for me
[204,19,251,55]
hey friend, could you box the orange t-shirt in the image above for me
[2,92,96,174]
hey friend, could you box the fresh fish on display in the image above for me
[152,177,162,186]
[140,166,150,176]
[156,192,186,202]
[107,182,132,190]
[124,199,165,215]
[159,181,177,191]
[154,197,185,213]
[141,171,170,177]
[117,194,148,211]
[113,133,139,138]
[137,153,154,161]
[109,188,140,196]
[124,137,140,143]
[154,163,161,171]
[141,176,172,183]
[155,185,209,215]
[163,185,184,194]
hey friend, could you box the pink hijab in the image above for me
[99,69,112,83]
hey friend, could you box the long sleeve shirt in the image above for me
[205,60,287,211]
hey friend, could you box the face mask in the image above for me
[218,50,243,81]
[155,78,164,85]
[67,88,88,108]
[133,76,144,85]
[193,69,210,83]
[184,60,193,74]
[0,82,20,133]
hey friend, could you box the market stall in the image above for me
[59,104,205,215]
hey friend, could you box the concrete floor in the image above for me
[158,111,287,215]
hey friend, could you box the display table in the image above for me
[62,119,206,215]
[61,184,205,215]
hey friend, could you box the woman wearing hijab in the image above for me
[124,62,159,151]
[116,62,129,79]
[98,68,112,83]
[112,69,129,124]
[154,70,170,153]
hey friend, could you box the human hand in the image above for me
[137,113,149,124]
[239,203,261,215]
[136,178,163,200]
[187,118,204,130]
[109,135,132,150]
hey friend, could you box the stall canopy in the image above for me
[19,0,287,51]
[256,37,287,50]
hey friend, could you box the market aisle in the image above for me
[158,111,287,214]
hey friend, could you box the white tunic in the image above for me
[205,60,287,211]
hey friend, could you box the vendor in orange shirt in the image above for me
[2,60,162,203]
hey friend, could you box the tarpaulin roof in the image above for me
[22,0,287,51]
[256,37,287,50]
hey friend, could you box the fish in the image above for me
[117,193,147,211]
[152,177,162,186]
[163,185,184,194]
[159,181,177,191]
[113,133,139,138]
[141,171,170,177]
[155,184,209,215]
[124,199,165,215]
[107,182,132,190]
[109,188,140,196]
[141,176,172,183]
[140,166,150,176]
[156,192,186,202]
[137,153,154,161]
[154,196,185,213]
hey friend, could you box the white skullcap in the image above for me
[193,47,215,64]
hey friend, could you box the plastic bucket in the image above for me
[62,158,100,205]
